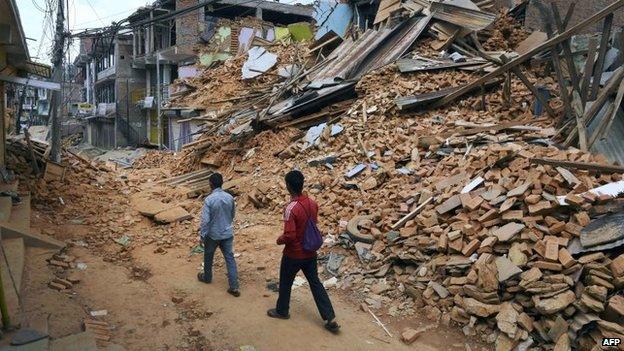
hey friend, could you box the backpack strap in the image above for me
[296,200,312,221]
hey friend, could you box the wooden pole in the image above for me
[564,67,624,147]
[156,51,162,150]
[23,129,41,175]
[590,14,614,100]
[580,39,599,105]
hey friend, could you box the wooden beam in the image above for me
[551,3,581,95]
[531,158,624,173]
[550,44,575,123]
[564,67,624,147]
[562,2,576,28]
[587,101,616,149]
[501,55,557,118]
[580,38,599,105]
[452,117,548,137]
[391,196,433,230]
[432,0,624,108]
[514,68,557,118]
[588,77,624,148]
[590,13,614,100]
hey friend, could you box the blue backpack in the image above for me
[298,202,323,252]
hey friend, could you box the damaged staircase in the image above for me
[0,180,65,350]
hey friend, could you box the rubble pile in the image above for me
[321,141,624,349]
[132,150,177,170]
[11,0,624,349]
[482,12,530,52]
[169,37,310,111]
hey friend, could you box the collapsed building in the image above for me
[4,0,624,349]
[72,0,314,150]
[120,0,624,350]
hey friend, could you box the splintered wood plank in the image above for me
[590,13,614,100]
[531,158,624,173]
[580,38,598,105]
[433,1,624,108]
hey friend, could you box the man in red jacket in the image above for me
[267,170,340,333]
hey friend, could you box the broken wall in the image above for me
[176,0,203,49]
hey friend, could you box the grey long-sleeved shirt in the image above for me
[199,188,236,240]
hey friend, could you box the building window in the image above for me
[96,48,115,73]
[96,82,115,104]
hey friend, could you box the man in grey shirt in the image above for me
[197,172,240,297]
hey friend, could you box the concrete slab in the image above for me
[154,206,192,224]
[131,197,175,218]
[10,329,48,346]
[49,332,97,351]
[102,344,126,351]
[0,242,21,328]
[1,225,65,250]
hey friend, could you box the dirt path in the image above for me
[20,164,492,350]
[24,218,490,350]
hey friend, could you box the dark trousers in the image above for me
[276,255,336,321]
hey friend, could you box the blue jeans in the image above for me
[203,236,239,290]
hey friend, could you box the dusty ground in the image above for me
[18,205,492,350]
[3,153,491,351]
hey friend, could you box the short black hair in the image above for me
[285,170,304,195]
[209,172,223,189]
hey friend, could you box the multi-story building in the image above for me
[74,35,147,148]
[125,0,313,149]
[1,0,58,163]
[74,0,313,150]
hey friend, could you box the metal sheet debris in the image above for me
[242,47,278,79]
[580,211,624,248]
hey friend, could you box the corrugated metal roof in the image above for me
[428,1,496,31]
[308,15,430,87]
[309,29,394,86]
[587,100,624,166]
[359,15,432,75]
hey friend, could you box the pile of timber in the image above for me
[157,169,215,197]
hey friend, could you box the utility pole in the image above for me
[48,0,65,163]
[156,51,162,150]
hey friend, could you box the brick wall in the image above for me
[176,0,202,48]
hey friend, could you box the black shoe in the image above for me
[227,289,240,297]
[267,308,290,320]
[197,272,211,284]
[325,320,340,334]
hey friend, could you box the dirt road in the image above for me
[24,215,489,350]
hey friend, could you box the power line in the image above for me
[70,0,278,38]
[71,8,137,27]
[84,0,106,26]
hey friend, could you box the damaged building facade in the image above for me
[75,0,313,150]
[74,34,147,149]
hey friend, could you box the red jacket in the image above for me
[277,194,318,259]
